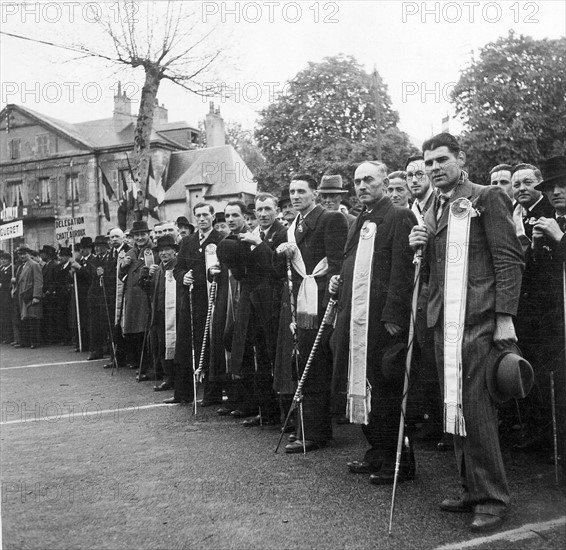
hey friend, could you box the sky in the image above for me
[1,0,565,144]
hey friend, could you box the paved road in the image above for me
[1,344,565,550]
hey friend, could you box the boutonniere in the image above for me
[470,197,483,218]
[525,217,538,226]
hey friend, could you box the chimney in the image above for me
[113,81,132,124]
[205,101,226,147]
[153,98,168,126]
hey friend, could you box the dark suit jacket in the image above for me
[218,220,288,374]
[332,196,417,392]
[173,229,224,371]
[423,177,524,329]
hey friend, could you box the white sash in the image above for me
[287,216,328,329]
[347,221,376,425]
[164,269,176,360]
[443,197,474,436]
[115,250,125,324]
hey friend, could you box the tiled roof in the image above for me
[164,145,257,201]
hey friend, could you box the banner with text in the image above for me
[55,216,86,243]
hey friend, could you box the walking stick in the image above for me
[137,249,157,383]
[388,249,422,535]
[71,242,83,352]
[100,274,118,374]
[188,280,198,415]
[275,295,338,454]
[253,344,263,429]
[194,276,217,389]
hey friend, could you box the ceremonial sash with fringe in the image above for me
[443,197,475,436]
[164,269,176,360]
[115,251,125,324]
[287,216,328,329]
[347,220,377,425]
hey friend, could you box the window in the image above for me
[7,180,23,206]
[9,139,21,160]
[37,134,50,157]
[66,173,79,205]
[39,177,51,204]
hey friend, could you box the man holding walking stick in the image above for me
[409,133,524,532]
[276,175,347,453]
[330,161,417,482]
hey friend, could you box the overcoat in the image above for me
[332,196,417,396]
[173,229,224,373]
[119,243,158,334]
[17,259,43,320]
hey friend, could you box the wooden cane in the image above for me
[275,296,337,454]
[188,280,198,415]
[388,250,422,535]
[100,274,118,373]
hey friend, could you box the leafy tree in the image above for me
[451,31,566,182]
[254,55,418,194]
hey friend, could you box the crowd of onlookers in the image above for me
[2,140,565,527]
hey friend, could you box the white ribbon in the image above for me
[443,197,473,436]
[347,220,376,425]
[164,270,176,360]
[287,216,328,329]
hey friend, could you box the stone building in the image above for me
[0,84,199,249]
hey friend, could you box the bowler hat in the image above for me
[79,237,93,248]
[536,155,566,191]
[130,221,150,234]
[319,174,348,194]
[278,188,291,207]
[40,244,56,257]
[381,342,407,380]
[156,235,178,251]
[93,235,108,246]
[59,247,72,257]
[214,212,226,224]
[245,203,256,217]
[485,343,534,404]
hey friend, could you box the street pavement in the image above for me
[1,343,565,550]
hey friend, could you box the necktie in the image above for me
[259,230,266,241]
[356,210,369,230]
[436,195,449,222]
[295,216,304,236]
[199,233,206,245]
[557,217,566,232]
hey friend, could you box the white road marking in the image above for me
[435,516,566,549]
[1,359,103,370]
[0,403,172,426]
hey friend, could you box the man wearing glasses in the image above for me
[406,155,435,223]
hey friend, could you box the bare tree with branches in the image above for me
[78,0,224,215]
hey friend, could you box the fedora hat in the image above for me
[155,235,178,251]
[58,247,72,257]
[40,244,56,257]
[79,236,93,248]
[485,343,534,404]
[217,235,250,267]
[16,245,33,255]
[381,342,406,381]
[130,220,150,234]
[319,175,348,194]
[176,216,193,228]
[536,155,566,191]
[93,235,109,246]
[214,212,226,224]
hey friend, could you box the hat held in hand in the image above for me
[485,343,534,404]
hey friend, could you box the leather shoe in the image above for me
[87,353,103,360]
[348,461,380,474]
[369,468,415,485]
[30,344,38,349]
[437,433,454,452]
[136,374,150,382]
[284,440,326,453]
[470,513,504,533]
[163,397,191,405]
[153,383,173,392]
[216,406,233,416]
[440,499,473,513]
